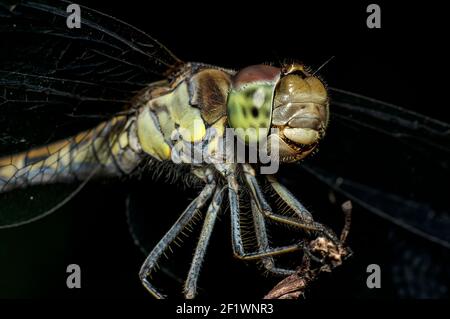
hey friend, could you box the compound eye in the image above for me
[226,83,274,144]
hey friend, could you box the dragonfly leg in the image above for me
[139,179,216,299]
[242,164,340,245]
[266,175,314,223]
[226,171,305,261]
[184,186,225,299]
[213,163,307,261]
[250,199,296,276]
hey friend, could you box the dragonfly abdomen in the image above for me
[0,115,142,192]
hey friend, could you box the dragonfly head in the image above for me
[271,63,329,162]
[226,63,329,163]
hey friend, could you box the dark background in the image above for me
[0,0,448,299]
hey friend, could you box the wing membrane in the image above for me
[0,0,183,152]
[301,163,450,248]
[0,0,181,82]
[299,88,450,247]
[329,87,450,158]
[0,0,182,226]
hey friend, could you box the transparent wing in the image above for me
[296,87,450,248]
[0,0,182,227]
[0,0,182,153]
[0,0,180,82]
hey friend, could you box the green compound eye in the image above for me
[226,83,274,144]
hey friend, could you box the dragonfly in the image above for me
[0,0,449,298]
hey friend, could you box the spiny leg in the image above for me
[225,169,305,260]
[242,164,339,245]
[139,180,216,299]
[266,175,313,223]
[250,199,296,276]
[184,187,224,299]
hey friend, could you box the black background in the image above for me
[0,0,448,301]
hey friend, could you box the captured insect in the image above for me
[0,0,448,299]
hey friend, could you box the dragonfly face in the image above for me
[227,63,329,163]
